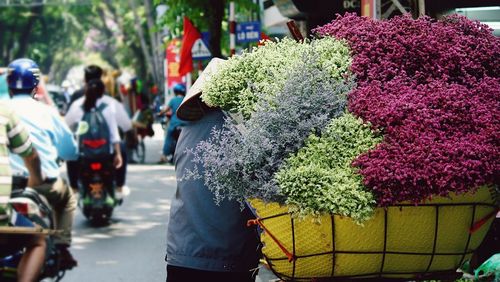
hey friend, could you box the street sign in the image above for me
[192,32,212,60]
[236,21,261,43]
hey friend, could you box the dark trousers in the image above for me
[66,159,79,189]
[166,265,256,282]
[115,142,127,187]
[66,142,128,188]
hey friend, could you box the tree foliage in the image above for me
[0,0,259,87]
[0,0,162,86]
[155,0,259,58]
[0,4,94,77]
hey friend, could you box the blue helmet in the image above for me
[7,58,40,90]
[173,83,186,94]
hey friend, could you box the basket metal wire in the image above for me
[249,187,498,281]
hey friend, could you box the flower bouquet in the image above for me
[185,14,499,280]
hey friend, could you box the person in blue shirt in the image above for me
[0,72,10,100]
[6,58,79,270]
[158,83,188,164]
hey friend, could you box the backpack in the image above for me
[78,103,111,158]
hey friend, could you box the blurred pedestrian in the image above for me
[158,83,187,164]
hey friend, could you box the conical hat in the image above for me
[176,58,226,121]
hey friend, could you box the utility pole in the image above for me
[129,0,156,87]
[418,0,425,16]
[156,4,169,98]
[362,0,420,20]
[361,0,381,19]
[229,1,236,56]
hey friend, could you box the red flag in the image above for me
[179,17,202,76]
[258,32,271,46]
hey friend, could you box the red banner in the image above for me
[165,38,184,90]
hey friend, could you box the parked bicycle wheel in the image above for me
[133,139,145,164]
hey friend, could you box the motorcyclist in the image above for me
[6,58,79,270]
[65,78,123,170]
[158,83,187,164]
[0,101,45,282]
[66,65,130,200]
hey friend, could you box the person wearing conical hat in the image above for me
[165,58,261,282]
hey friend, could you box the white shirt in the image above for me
[101,95,133,132]
[65,96,121,148]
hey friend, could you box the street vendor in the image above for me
[164,58,261,282]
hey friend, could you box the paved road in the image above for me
[64,164,175,282]
[62,124,277,282]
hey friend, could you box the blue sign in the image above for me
[236,21,261,43]
[192,32,212,60]
[201,32,211,46]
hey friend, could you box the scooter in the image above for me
[157,105,168,130]
[78,157,117,225]
[0,179,65,281]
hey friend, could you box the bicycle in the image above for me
[130,108,155,164]
[132,135,146,164]
[125,129,147,164]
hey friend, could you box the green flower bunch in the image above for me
[276,113,382,223]
[201,37,351,118]
[186,51,351,206]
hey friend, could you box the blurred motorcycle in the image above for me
[157,105,169,129]
[78,157,117,225]
[0,178,65,281]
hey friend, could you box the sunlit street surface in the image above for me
[66,164,174,282]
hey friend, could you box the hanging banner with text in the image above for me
[166,38,184,89]
[236,21,261,43]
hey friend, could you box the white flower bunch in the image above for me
[201,37,352,119]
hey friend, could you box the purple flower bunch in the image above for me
[351,78,499,206]
[315,14,500,205]
[314,13,500,86]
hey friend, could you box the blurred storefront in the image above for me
[262,0,500,36]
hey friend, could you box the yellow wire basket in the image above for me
[248,186,498,281]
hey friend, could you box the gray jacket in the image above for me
[166,108,260,272]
